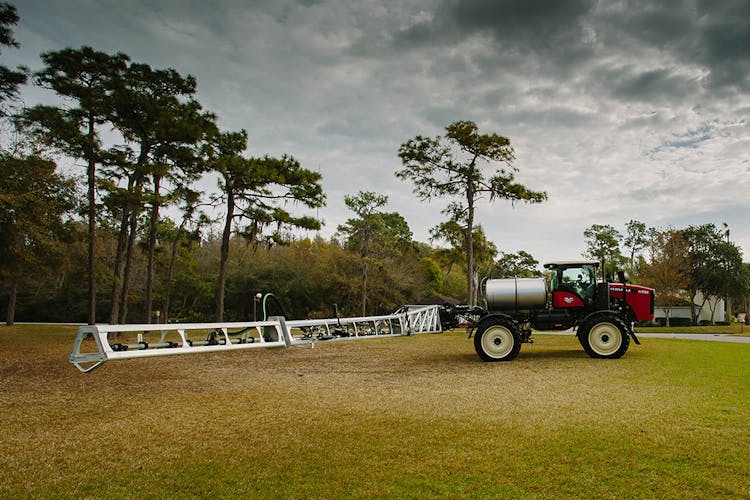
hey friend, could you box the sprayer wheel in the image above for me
[474,318,521,362]
[577,315,630,359]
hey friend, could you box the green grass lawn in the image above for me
[1,324,749,498]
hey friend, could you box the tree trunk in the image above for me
[662,306,671,327]
[360,260,368,316]
[5,278,17,326]
[144,175,161,324]
[109,182,134,324]
[117,142,150,324]
[708,297,717,324]
[163,215,189,324]
[688,287,698,325]
[726,297,732,320]
[118,197,140,324]
[108,223,126,324]
[442,261,454,282]
[466,177,476,306]
[216,190,234,322]
[87,117,97,325]
[162,247,175,324]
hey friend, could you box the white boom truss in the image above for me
[69,305,443,373]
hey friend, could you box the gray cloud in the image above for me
[396,0,596,51]
[609,67,703,102]
[6,0,750,265]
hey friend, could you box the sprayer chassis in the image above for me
[462,261,655,362]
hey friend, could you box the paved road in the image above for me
[538,330,750,344]
[633,333,750,344]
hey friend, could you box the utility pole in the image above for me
[253,292,262,321]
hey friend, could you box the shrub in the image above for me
[669,317,692,327]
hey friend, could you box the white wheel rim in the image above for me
[481,325,514,359]
[588,322,622,356]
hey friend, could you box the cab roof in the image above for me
[543,261,599,269]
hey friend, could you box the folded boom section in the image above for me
[69,305,443,373]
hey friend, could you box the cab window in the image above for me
[561,265,596,297]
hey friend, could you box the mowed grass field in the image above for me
[1,325,749,498]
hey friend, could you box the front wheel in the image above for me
[474,318,521,362]
[578,316,630,359]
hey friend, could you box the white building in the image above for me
[654,291,725,325]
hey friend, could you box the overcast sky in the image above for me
[6,0,750,266]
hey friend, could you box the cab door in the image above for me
[551,265,596,308]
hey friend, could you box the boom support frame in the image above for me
[69,305,443,373]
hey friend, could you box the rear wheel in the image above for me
[578,315,630,359]
[474,318,521,362]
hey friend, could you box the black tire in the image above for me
[577,315,631,359]
[473,317,522,362]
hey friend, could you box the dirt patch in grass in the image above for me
[1,326,749,497]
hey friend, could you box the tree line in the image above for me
[582,221,749,325]
[4,43,326,325]
[1,3,548,325]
